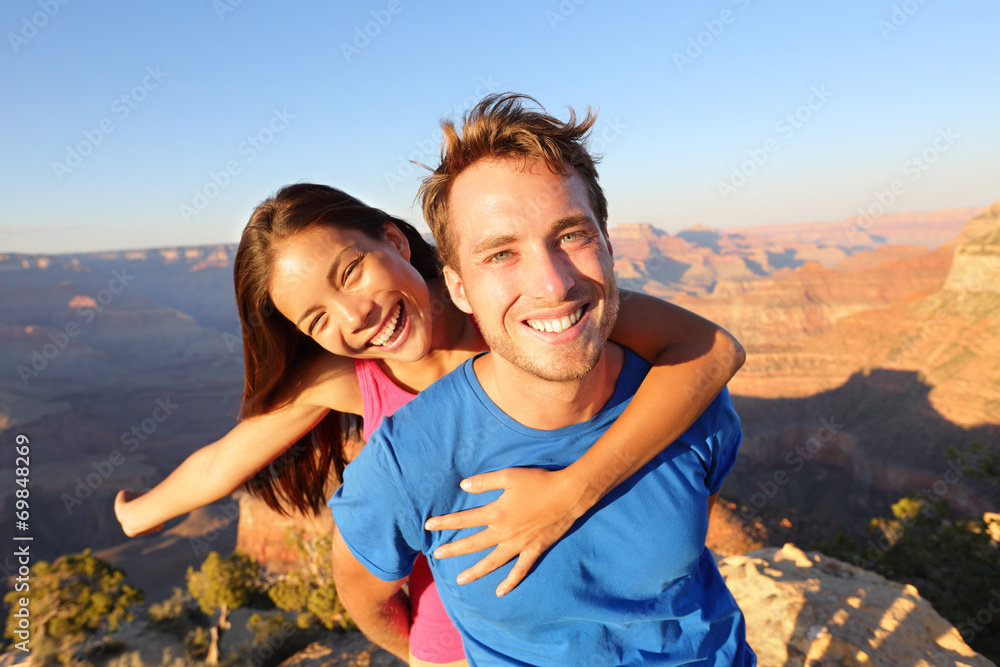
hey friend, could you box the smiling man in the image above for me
[328,94,755,666]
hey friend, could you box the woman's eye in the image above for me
[309,314,325,335]
[344,256,363,282]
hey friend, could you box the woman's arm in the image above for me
[115,403,328,536]
[115,354,360,537]
[565,291,745,504]
[425,292,744,595]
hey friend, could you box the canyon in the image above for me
[0,203,997,663]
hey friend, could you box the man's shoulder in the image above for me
[618,344,651,383]
[694,385,738,428]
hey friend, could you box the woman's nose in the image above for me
[333,296,371,333]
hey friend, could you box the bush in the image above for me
[146,587,209,639]
[183,626,211,661]
[266,530,354,631]
[186,550,262,665]
[106,648,184,667]
[3,549,143,666]
[232,613,309,667]
[817,443,1000,663]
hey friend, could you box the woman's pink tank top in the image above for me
[355,358,418,443]
[353,358,466,663]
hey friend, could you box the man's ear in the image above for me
[443,264,473,315]
[382,221,411,262]
[602,229,614,258]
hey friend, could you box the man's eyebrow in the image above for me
[471,234,517,257]
[295,243,357,329]
[552,215,597,233]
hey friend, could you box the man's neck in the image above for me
[473,343,625,430]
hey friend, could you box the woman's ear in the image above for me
[382,221,411,262]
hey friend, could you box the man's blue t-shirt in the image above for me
[329,348,755,666]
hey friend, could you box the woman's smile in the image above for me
[368,300,409,350]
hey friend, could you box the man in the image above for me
[329,94,755,666]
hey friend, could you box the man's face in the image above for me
[443,157,619,382]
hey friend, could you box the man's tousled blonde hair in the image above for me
[418,93,608,268]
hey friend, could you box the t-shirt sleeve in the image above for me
[328,433,422,581]
[705,389,743,496]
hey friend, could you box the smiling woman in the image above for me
[268,222,433,362]
[114,179,745,664]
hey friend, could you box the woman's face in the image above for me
[269,222,434,362]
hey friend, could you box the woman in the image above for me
[116,183,743,665]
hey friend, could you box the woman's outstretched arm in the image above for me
[425,291,743,595]
[115,354,360,537]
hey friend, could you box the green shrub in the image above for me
[3,549,143,666]
[266,530,354,631]
[818,443,1000,662]
[183,626,211,661]
[146,587,209,639]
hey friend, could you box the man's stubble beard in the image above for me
[473,284,621,384]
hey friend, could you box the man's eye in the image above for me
[490,250,512,262]
[561,232,585,243]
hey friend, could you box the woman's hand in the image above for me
[115,489,164,537]
[424,467,591,597]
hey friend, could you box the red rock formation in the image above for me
[661,202,998,422]
[608,206,982,300]
[235,493,335,573]
[729,206,983,248]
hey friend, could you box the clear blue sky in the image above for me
[3,0,998,254]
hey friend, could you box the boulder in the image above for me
[719,544,994,666]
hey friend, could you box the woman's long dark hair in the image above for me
[233,183,442,516]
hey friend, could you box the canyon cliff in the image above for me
[1,205,997,663]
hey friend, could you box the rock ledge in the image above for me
[719,544,994,666]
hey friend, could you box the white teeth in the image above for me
[527,307,583,334]
[371,303,402,346]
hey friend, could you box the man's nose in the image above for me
[527,247,574,301]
